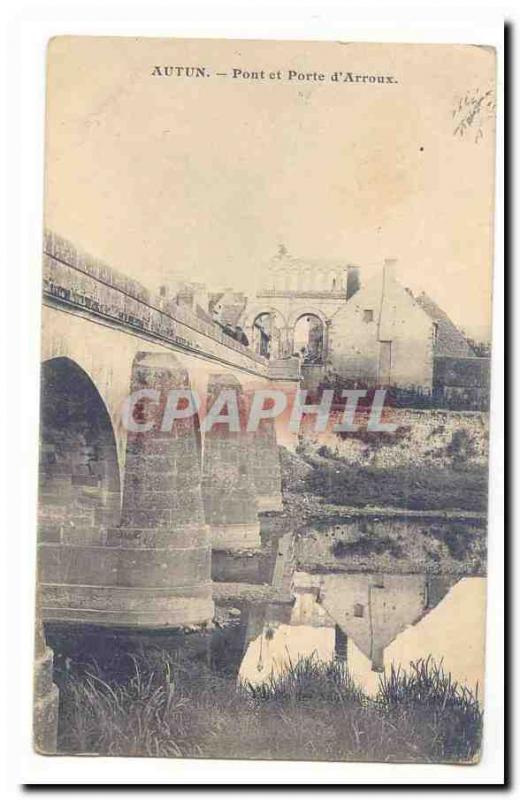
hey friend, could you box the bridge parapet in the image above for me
[43,231,269,375]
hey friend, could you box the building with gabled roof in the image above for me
[326,260,477,391]
[414,292,475,358]
[243,249,476,392]
[317,573,457,672]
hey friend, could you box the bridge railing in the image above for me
[42,231,269,370]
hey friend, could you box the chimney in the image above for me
[371,644,385,673]
[334,626,348,663]
[346,265,360,300]
[383,258,398,283]
[177,284,195,309]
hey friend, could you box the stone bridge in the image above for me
[37,232,300,638]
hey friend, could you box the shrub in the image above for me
[446,429,478,468]
[331,534,404,559]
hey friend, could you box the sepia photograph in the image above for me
[32,35,497,767]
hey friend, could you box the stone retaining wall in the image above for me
[303,407,489,469]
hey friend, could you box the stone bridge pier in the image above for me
[37,353,291,631]
[37,231,300,638]
[38,351,214,629]
[108,352,214,627]
[201,374,261,550]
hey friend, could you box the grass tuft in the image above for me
[376,657,482,763]
[56,649,482,763]
[241,652,365,704]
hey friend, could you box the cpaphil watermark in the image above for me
[121,388,397,435]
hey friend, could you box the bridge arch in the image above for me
[38,357,122,548]
[39,320,134,472]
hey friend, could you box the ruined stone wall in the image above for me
[433,356,491,407]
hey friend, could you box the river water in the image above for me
[237,574,486,699]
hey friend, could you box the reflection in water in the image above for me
[238,574,486,699]
[317,573,458,674]
[239,594,335,683]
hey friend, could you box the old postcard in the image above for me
[34,36,496,764]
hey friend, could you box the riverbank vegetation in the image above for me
[276,446,487,575]
[280,444,488,515]
[55,649,482,764]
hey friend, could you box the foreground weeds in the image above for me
[56,650,482,763]
[376,656,482,763]
[242,653,365,705]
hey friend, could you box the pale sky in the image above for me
[45,37,496,340]
[239,578,485,698]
